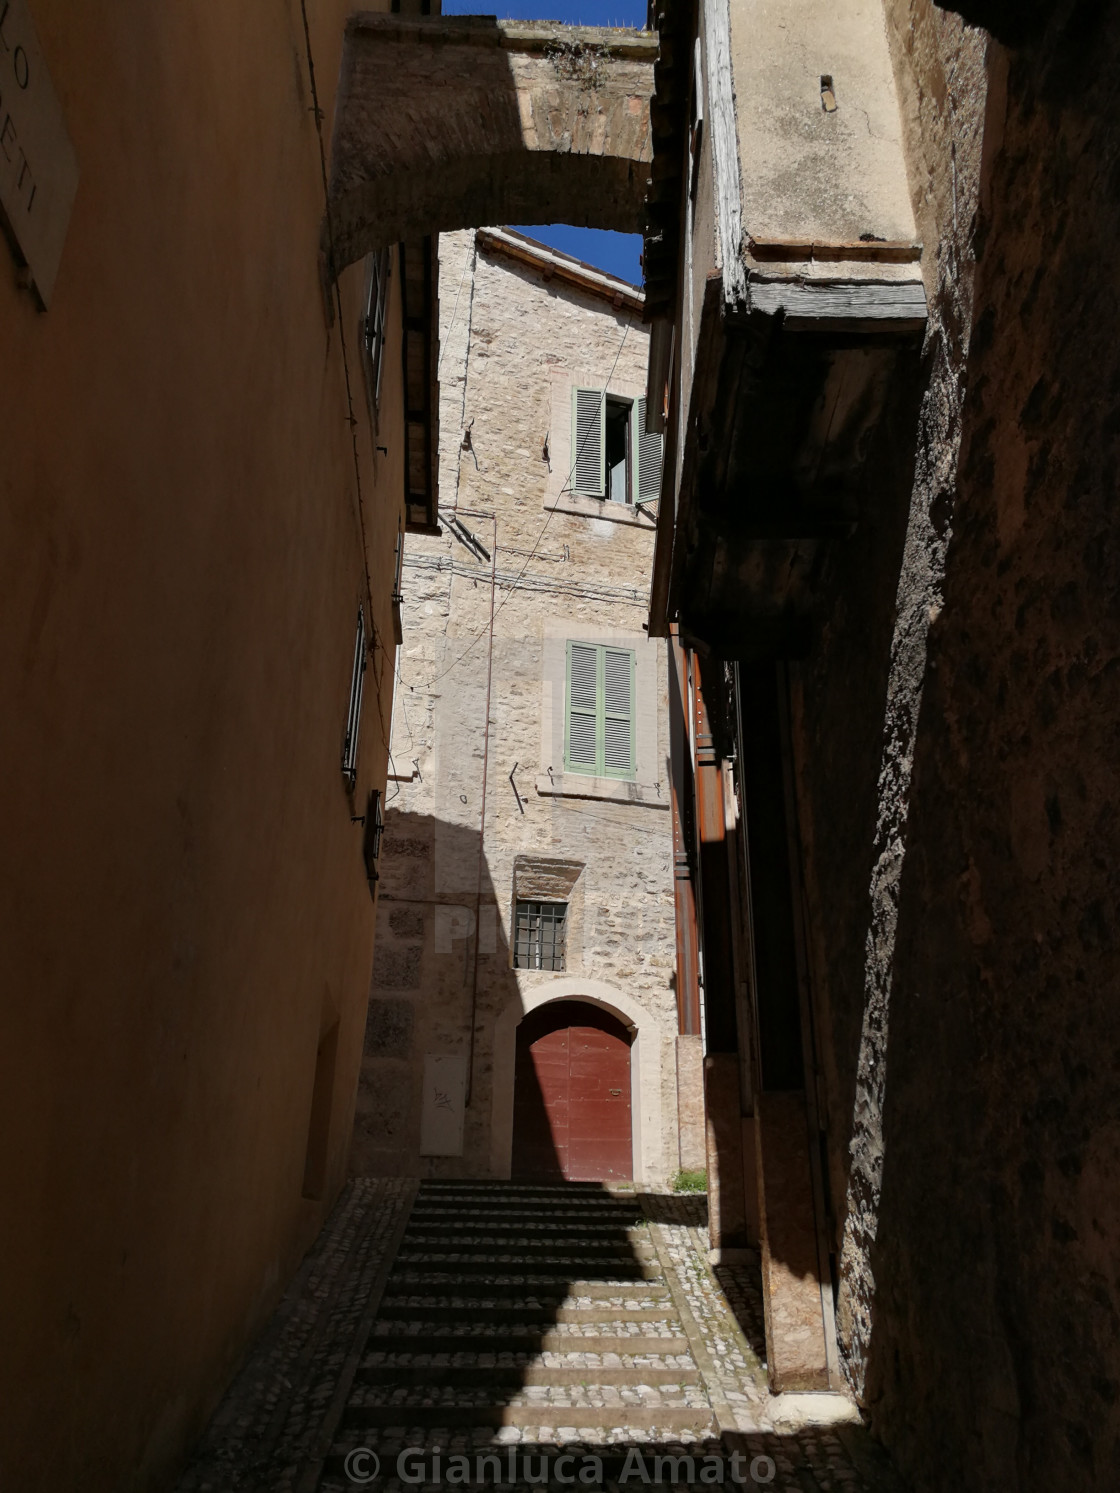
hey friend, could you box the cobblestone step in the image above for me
[362,1348,695,1367]
[387,1275,671,1298]
[364,1330,693,1354]
[179,1179,902,1493]
[417,1181,635,1194]
[356,1363,702,1387]
[324,1436,728,1468]
[310,1182,719,1484]
[340,1402,717,1432]
[377,1302,679,1324]
[403,1224,648,1236]
[409,1200,645,1212]
[390,1254,657,1276]
[398,1235,656,1255]
[349,1381,712,1405]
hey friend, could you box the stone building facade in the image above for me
[646,0,1120,1488]
[352,228,700,1187]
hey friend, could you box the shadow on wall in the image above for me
[354,807,639,1183]
[855,16,1120,1487]
[350,806,522,1178]
[789,14,1120,1492]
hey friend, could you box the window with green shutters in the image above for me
[569,389,662,506]
[564,641,636,778]
[635,396,662,503]
[572,387,605,497]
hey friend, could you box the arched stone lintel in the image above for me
[326,14,655,276]
[489,978,666,1185]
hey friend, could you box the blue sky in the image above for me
[442,0,647,285]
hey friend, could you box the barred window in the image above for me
[364,248,391,408]
[341,606,366,789]
[514,901,567,971]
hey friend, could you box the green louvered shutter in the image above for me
[565,642,635,779]
[566,641,599,771]
[635,396,663,504]
[571,387,605,496]
[603,647,635,777]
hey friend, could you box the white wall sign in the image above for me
[0,0,78,307]
[420,1054,467,1157]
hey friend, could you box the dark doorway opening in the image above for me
[605,396,632,504]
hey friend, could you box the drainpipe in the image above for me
[668,627,701,1036]
[456,507,497,1106]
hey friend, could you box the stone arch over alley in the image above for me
[324,14,657,274]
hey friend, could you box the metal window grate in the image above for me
[341,606,366,788]
[513,900,567,971]
[365,248,391,406]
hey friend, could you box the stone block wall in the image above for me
[352,230,689,1186]
[788,4,1120,1488]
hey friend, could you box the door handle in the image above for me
[609,1088,622,1096]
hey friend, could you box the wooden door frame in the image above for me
[489,979,664,1184]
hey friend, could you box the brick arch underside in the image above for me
[327,16,655,270]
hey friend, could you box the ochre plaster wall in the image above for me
[789,3,1120,1488]
[0,3,404,1488]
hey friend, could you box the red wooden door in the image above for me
[512,1001,632,1181]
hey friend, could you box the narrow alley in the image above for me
[4,2,1119,1492]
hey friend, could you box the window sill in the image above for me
[535,772,669,809]
[546,492,657,529]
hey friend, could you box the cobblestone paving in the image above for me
[173,1182,906,1493]
[640,1195,906,1493]
[174,1177,414,1493]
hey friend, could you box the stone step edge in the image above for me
[406,1212,646,1224]
[389,1266,660,1278]
[376,1306,677,1324]
[365,1334,693,1356]
[356,1366,702,1388]
[417,1183,641,1192]
[386,1280,670,1298]
[325,1441,729,1466]
[398,1240,657,1255]
[391,1258,660,1273]
[340,1405,717,1431]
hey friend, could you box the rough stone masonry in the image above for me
[351,227,697,1187]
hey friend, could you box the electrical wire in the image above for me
[393,652,418,752]
[409,307,637,692]
[436,234,474,374]
[402,552,648,607]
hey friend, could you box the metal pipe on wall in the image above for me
[455,507,498,1107]
[668,627,702,1036]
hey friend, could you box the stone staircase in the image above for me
[317,1180,719,1486]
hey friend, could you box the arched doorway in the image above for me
[512,999,633,1181]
